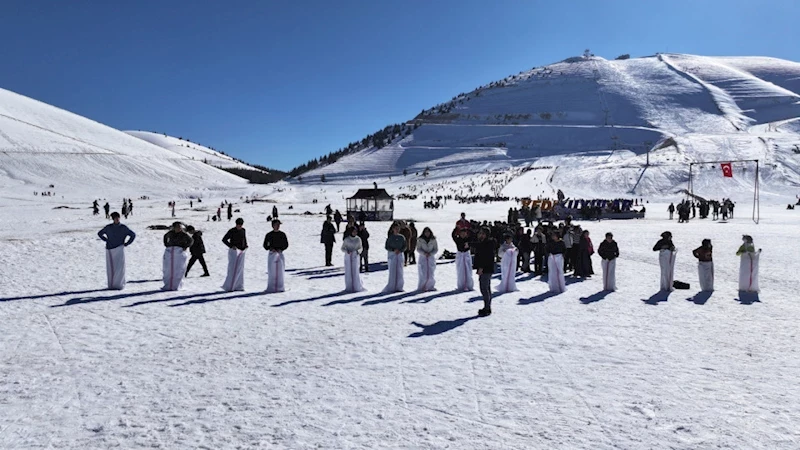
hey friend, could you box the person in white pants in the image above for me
[653,231,676,292]
[97,212,136,290]
[497,234,519,293]
[597,232,619,291]
[736,235,760,292]
[383,223,406,293]
[453,228,474,291]
[263,219,288,293]
[341,226,365,293]
[692,239,714,292]
[416,227,438,292]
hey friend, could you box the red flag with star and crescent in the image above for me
[721,162,733,178]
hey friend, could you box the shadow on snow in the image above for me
[580,290,613,304]
[408,316,479,338]
[686,291,712,305]
[735,291,760,305]
[642,291,671,305]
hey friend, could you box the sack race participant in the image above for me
[653,231,677,292]
[264,220,288,293]
[222,218,248,292]
[496,234,519,293]
[341,226,365,293]
[416,227,438,292]
[162,222,193,291]
[737,235,761,292]
[453,228,474,291]
[383,223,407,293]
[597,232,619,291]
[692,239,714,292]
[547,232,567,293]
[97,212,136,290]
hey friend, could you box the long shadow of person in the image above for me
[642,291,671,305]
[686,291,712,305]
[735,291,760,305]
[402,289,461,304]
[580,290,612,304]
[169,291,268,307]
[408,316,479,338]
[271,291,350,307]
[519,291,560,305]
[52,289,166,307]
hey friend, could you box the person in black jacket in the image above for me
[320,216,337,266]
[574,230,594,278]
[164,222,193,249]
[185,225,209,277]
[518,228,533,273]
[473,227,497,317]
[597,232,619,291]
[333,210,343,232]
[263,220,289,252]
[358,222,370,272]
[222,218,248,250]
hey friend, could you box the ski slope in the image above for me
[303,54,800,199]
[0,88,249,200]
[125,131,265,172]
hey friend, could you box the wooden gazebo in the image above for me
[346,188,394,221]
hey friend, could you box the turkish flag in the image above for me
[721,162,733,178]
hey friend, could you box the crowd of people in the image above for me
[97,205,763,318]
[668,199,736,222]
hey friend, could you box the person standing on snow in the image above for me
[227,203,233,221]
[416,227,438,292]
[653,231,677,292]
[103,202,110,219]
[341,226,365,292]
[320,215,337,267]
[546,232,567,293]
[97,212,136,290]
[162,222,193,291]
[263,219,288,293]
[496,233,519,294]
[668,203,675,220]
[574,229,594,278]
[473,227,497,317]
[333,209,344,232]
[358,222,370,272]
[692,239,714,292]
[597,232,619,291]
[453,227,474,291]
[185,225,210,277]
[383,222,407,293]
[272,205,279,220]
[222,218,248,291]
[736,235,760,292]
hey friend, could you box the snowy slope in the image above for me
[125,131,265,172]
[0,88,249,199]
[302,54,800,199]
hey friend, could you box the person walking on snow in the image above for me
[222,218,248,291]
[416,227,438,292]
[263,219,288,293]
[693,239,714,292]
[162,222,193,291]
[383,222,407,293]
[736,235,760,292]
[185,225,210,277]
[333,209,343,232]
[103,202,110,219]
[597,232,619,291]
[653,231,677,292]
[358,222,370,272]
[320,215,337,266]
[474,227,497,317]
[341,226,365,292]
[97,212,136,290]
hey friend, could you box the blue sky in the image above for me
[1,0,798,171]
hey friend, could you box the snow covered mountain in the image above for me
[302,54,800,199]
[0,87,250,200]
[124,131,264,173]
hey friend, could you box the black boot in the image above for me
[478,307,492,317]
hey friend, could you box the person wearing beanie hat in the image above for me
[162,221,193,291]
[97,211,136,290]
[736,235,761,292]
[653,231,677,291]
[693,239,714,292]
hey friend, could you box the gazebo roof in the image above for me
[348,188,393,200]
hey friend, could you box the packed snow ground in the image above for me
[2,180,799,449]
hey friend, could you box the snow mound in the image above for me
[0,88,248,199]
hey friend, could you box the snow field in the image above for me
[2,189,799,449]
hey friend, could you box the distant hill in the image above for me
[293,53,800,197]
[0,87,252,199]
